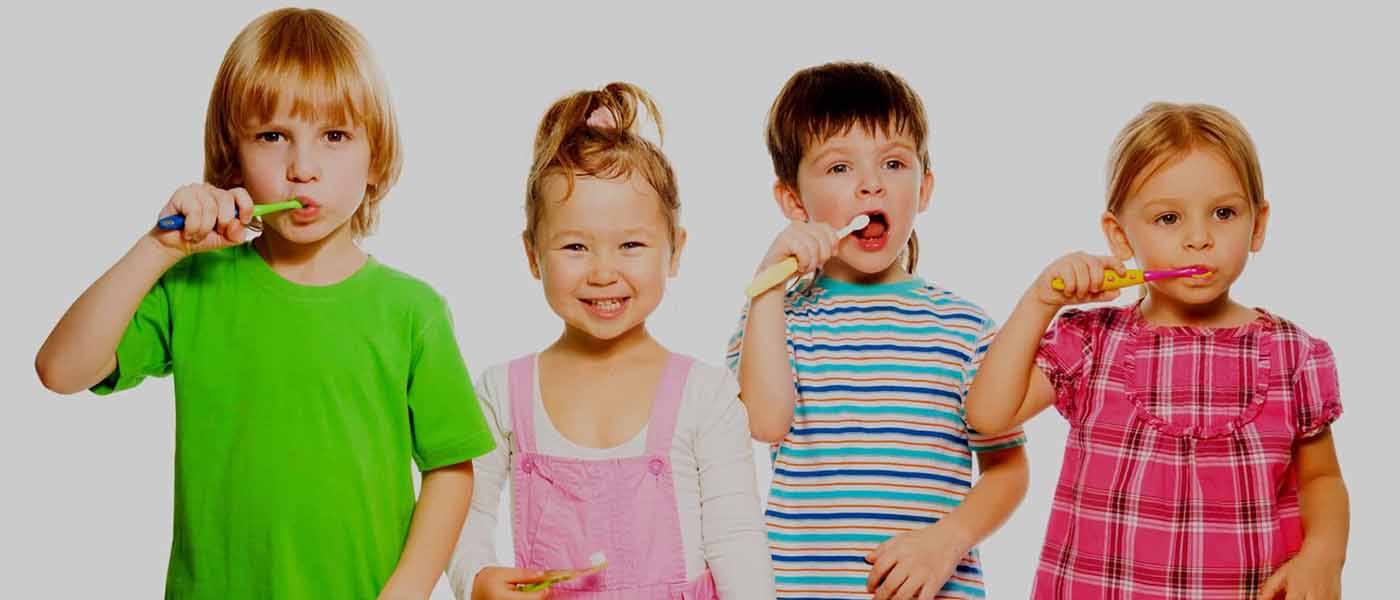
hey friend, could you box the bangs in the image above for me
[223,31,376,132]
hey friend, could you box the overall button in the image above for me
[649,459,665,474]
[521,458,534,474]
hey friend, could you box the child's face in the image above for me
[782,125,932,282]
[1104,147,1270,305]
[236,97,374,244]
[527,174,683,342]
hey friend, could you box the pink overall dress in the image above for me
[508,353,720,599]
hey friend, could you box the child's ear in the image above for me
[1101,211,1135,261]
[668,226,687,277]
[916,168,935,213]
[522,231,542,280]
[773,181,809,222]
[1250,199,1270,252]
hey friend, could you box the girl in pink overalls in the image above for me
[448,83,776,600]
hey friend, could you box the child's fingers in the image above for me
[872,564,910,600]
[1257,566,1286,600]
[194,187,218,243]
[865,552,896,592]
[1071,257,1094,298]
[230,187,255,225]
[917,578,942,600]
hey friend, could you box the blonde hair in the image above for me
[1107,102,1263,214]
[204,8,401,238]
[766,62,930,273]
[525,82,679,248]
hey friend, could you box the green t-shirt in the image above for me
[94,242,495,599]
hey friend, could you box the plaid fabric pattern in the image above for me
[1031,303,1341,599]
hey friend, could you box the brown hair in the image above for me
[204,8,401,238]
[1107,102,1264,214]
[766,61,930,272]
[525,82,679,248]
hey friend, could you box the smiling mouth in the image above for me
[580,297,629,318]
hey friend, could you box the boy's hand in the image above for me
[472,567,550,600]
[757,220,841,277]
[150,183,254,256]
[865,524,971,600]
[1257,551,1342,600]
[1028,252,1125,308]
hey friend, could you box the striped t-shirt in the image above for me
[726,276,1026,599]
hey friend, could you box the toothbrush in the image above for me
[156,199,304,231]
[517,552,608,592]
[744,214,872,299]
[1051,266,1210,292]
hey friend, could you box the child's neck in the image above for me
[547,322,665,365]
[821,258,912,286]
[252,225,366,286]
[1139,290,1259,328]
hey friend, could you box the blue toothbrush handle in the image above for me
[156,206,245,231]
[156,214,186,231]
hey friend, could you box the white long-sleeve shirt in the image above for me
[447,359,776,599]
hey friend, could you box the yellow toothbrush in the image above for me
[744,214,871,299]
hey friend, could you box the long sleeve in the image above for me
[446,366,514,599]
[691,372,777,599]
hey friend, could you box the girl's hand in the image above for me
[471,567,550,600]
[1257,551,1342,600]
[864,523,972,600]
[1028,252,1126,308]
[756,220,841,278]
[149,183,254,256]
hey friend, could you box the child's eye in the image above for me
[1214,207,1237,220]
[255,132,285,143]
[1155,213,1179,226]
[560,243,587,252]
[621,241,649,250]
[325,130,350,143]
[883,159,906,170]
[828,163,850,175]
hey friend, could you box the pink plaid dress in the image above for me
[1032,303,1341,599]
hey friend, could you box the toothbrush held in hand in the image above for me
[1051,265,1211,292]
[744,214,871,299]
[156,199,303,231]
[517,552,608,592]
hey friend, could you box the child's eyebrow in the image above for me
[805,144,850,165]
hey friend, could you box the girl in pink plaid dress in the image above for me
[965,103,1349,600]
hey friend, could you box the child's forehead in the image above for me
[235,82,365,129]
[804,121,918,154]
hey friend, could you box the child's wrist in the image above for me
[136,234,188,269]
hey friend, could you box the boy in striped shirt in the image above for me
[728,61,1029,600]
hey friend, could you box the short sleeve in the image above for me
[407,306,496,471]
[964,318,1027,452]
[1034,309,1095,421]
[724,300,798,390]
[91,270,177,395]
[1293,338,1343,438]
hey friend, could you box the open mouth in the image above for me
[290,196,321,222]
[852,211,889,251]
[580,297,629,318]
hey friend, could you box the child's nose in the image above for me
[587,257,619,285]
[858,171,885,197]
[286,143,320,183]
[1183,223,1214,251]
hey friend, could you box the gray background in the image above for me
[2,2,1393,597]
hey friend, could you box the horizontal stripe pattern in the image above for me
[728,276,1025,598]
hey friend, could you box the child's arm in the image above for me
[379,462,476,600]
[964,252,1125,435]
[444,374,547,600]
[35,184,252,393]
[864,446,1029,599]
[1258,428,1349,600]
[736,221,839,442]
[694,374,777,598]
